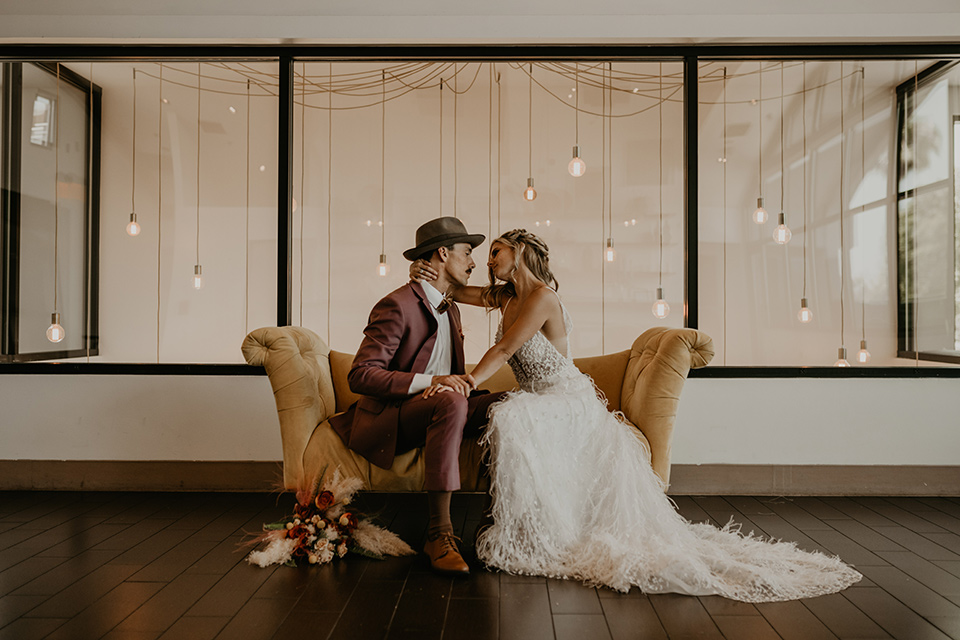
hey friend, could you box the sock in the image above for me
[427,491,453,540]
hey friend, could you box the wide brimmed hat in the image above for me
[403,217,486,261]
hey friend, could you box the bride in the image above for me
[411,228,861,601]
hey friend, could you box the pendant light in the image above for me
[754,61,768,224]
[652,63,669,319]
[192,62,203,291]
[603,63,615,262]
[568,63,586,177]
[127,68,141,236]
[835,61,848,366]
[523,64,537,201]
[378,70,389,277]
[773,61,792,245]
[798,62,813,324]
[47,63,65,343]
[857,68,871,364]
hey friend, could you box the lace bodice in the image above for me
[495,293,577,393]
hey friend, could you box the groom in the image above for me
[330,217,505,576]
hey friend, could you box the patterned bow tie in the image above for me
[436,293,454,314]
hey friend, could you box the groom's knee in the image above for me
[430,391,469,425]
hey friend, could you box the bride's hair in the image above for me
[481,229,558,308]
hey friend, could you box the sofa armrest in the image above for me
[241,327,337,488]
[620,327,715,487]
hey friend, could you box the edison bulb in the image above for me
[797,298,813,323]
[126,213,141,236]
[773,212,792,245]
[857,339,871,364]
[604,238,616,262]
[568,146,586,177]
[652,288,670,319]
[834,346,851,367]
[46,312,65,343]
[378,254,390,277]
[192,265,203,291]
[752,197,768,225]
[523,178,537,202]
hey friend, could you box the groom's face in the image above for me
[441,243,476,287]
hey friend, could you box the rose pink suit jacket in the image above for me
[329,281,466,469]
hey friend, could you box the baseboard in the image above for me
[0,461,957,495]
[0,460,281,492]
[667,464,960,496]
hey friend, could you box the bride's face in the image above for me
[487,242,516,282]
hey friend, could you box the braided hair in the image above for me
[481,229,559,309]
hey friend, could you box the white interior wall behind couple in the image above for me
[2,1,959,491]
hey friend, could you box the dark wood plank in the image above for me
[599,596,668,640]
[552,614,612,640]
[699,594,761,617]
[269,608,338,637]
[184,561,276,618]
[843,586,952,640]
[876,527,960,561]
[212,595,301,640]
[817,498,897,527]
[876,551,960,605]
[762,497,835,531]
[723,496,776,517]
[10,548,120,596]
[443,597,499,640]
[858,498,949,534]
[791,498,849,521]
[802,528,889,566]
[857,564,960,618]
[297,559,367,612]
[712,614,781,640]
[111,572,222,634]
[0,616,66,640]
[748,514,832,555]
[44,581,165,640]
[129,531,222,582]
[327,579,404,640]
[21,563,141,618]
[39,522,132,558]
[801,593,893,639]
[755,600,838,640]
[826,519,908,552]
[499,581,554,640]
[185,534,247,575]
[671,496,712,524]
[386,570,452,640]
[0,556,65,597]
[157,615,229,640]
[0,594,47,623]
[547,579,603,614]
[934,560,960,579]
[924,532,960,554]
[648,593,724,639]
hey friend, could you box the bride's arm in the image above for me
[408,259,493,308]
[466,288,555,387]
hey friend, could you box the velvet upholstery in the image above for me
[242,326,713,492]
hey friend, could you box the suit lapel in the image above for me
[409,282,438,374]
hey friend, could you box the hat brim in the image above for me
[403,233,486,261]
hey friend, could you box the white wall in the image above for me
[1,374,956,467]
[2,0,960,43]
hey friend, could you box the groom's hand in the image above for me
[429,374,474,397]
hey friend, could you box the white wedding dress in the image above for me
[475,294,862,601]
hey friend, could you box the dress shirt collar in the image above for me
[421,281,448,312]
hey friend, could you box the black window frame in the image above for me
[1,61,101,362]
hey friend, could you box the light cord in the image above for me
[575,63,579,144]
[196,62,201,267]
[381,70,386,251]
[658,62,663,288]
[758,61,763,197]
[780,61,784,216]
[454,65,458,217]
[528,63,533,178]
[326,62,332,345]
[54,63,60,314]
[131,68,136,215]
[299,62,306,326]
[723,67,727,364]
[802,62,807,298]
[245,79,250,336]
[840,61,845,348]
[439,80,443,216]
[156,63,163,362]
[861,67,866,342]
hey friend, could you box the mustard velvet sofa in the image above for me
[242,326,714,493]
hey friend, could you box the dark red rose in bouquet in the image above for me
[315,491,335,511]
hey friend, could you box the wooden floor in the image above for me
[1,492,959,640]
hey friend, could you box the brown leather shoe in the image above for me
[423,532,470,576]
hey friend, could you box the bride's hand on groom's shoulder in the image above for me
[410,259,438,283]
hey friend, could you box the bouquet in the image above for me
[246,467,414,568]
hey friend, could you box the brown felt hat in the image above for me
[403,217,486,261]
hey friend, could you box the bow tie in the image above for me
[436,293,454,314]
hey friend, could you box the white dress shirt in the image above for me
[407,282,453,395]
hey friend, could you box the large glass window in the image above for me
[897,62,960,364]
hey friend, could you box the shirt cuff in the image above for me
[407,373,433,395]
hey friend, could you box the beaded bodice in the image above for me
[495,295,575,393]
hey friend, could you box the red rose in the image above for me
[338,512,358,531]
[315,491,335,511]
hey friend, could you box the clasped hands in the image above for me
[422,373,477,399]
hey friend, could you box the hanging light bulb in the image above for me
[126,212,141,236]
[604,238,616,262]
[46,312,65,343]
[652,287,670,319]
[192,264,203,291]
[568,145,586,177]
[523,177,537,202]
[378,254,390,277]
[857,339,871,364]
[834,346,851,367]
[753,197,768,224]
[797,297,813,323]
[772,212,792,244]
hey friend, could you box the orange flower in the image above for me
[315,491,335,511]
[338,513,358,530]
